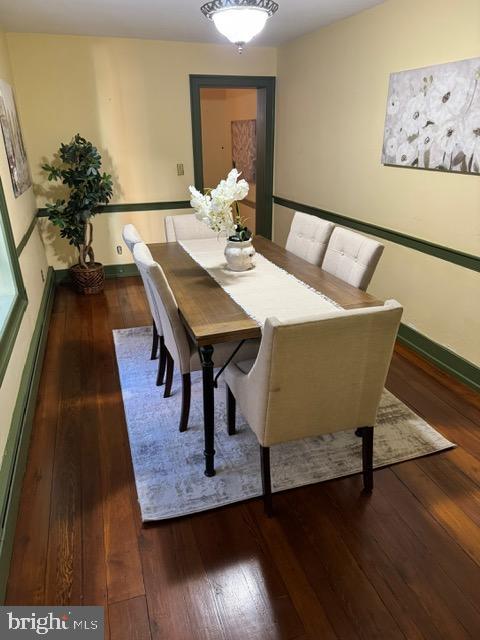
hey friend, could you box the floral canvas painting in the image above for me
[0,79,31,197]
[382,57,480,174]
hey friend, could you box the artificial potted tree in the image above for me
[43,134,113,294]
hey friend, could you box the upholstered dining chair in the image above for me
[133,242,260,432]
[122,224,167,386]
[165,213,217,242]
[224,300,403,516]
[285,211,334,265]
[322,227,384,291]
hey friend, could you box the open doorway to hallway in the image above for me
[200,87,258,232]
[190,75,275,239]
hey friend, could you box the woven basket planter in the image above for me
[70,262,105,295]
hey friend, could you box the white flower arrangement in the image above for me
[189,169,251,240]
[382,57,480,174]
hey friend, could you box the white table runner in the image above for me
[179,238,340,325]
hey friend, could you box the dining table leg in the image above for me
[199,344,216,477]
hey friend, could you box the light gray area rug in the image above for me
[113,326,455,522]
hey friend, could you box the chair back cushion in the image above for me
[133,243,191,372]
[242,301,402,446]
[165,214,217,242]
[285,212,334,265]
[122,224,142,253]
[124,225,162,335]
[322,227,384,291]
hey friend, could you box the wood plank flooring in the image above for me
[6,277,480,639]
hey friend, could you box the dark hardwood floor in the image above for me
[6,277,480,639]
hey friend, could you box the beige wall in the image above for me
[6,33,276,268]
[201,88,232,190]
[274,0,480,366]
[0,29,48,459]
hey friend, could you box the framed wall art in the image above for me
[382,57,480,174]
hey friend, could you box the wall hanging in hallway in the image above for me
[232,119,256,183]
[0,79,32,197]
[381,57,480,174]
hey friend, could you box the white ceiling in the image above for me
[0,0,385,46]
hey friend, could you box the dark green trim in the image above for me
[0,179,28,387]
[274,195,480,390]
[0,296,27,386]
[54,262,139,285]
[398,323,480,392]
[190,74,276,239]
[273,196,480,273]
[0,267,55,602]
[103,263,139,278]
[37,200,191,217]
[16,216,38,257]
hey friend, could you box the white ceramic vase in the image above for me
[224,239,256,272]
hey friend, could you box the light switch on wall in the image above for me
[177,163,184,176]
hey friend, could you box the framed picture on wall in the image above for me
[231,119,256,183]
[0,79,32,197]
[381,57,480,174]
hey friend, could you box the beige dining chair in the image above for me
[285,211,334,265]
[122,224,166,386]
[165,213,217,242]
[133,242,260,432]
[322,227,384,291]
[224,300,403,516]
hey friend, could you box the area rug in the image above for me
[113,326,455,522]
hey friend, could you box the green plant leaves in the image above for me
[42,134,113,249]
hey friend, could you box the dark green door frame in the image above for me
[189,74,276,239]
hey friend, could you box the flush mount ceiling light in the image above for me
[201,0,279,53]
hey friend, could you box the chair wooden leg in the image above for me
[156,337,166,386]
[163,351,174,398]
[357,426,374,493]
[151,318,159,360]
[179,373,191,432]
[260,446,273,517]
[226,385,236,435]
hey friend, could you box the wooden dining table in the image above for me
[148,236,383,477]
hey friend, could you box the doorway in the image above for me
[190,75,275,238]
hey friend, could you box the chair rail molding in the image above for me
[40,196,480,274]
[16,216,39,257]
[273,196,480,273]
[37,200,192,217]
[273,195,480,392]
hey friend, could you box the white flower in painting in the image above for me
[396,141,417,166]
[437,119,463,156]
[416,126,437,168]
[427,74,469,123]
[417,127,436,153]
[401,95,428,136]
[387,92,401,115]
[385,137,399,156]
[463,108,480,171]
[393,121,408,140]
[428,141,447,169]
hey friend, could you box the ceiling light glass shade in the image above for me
[212,8,268,45]
[201,1,279,51]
